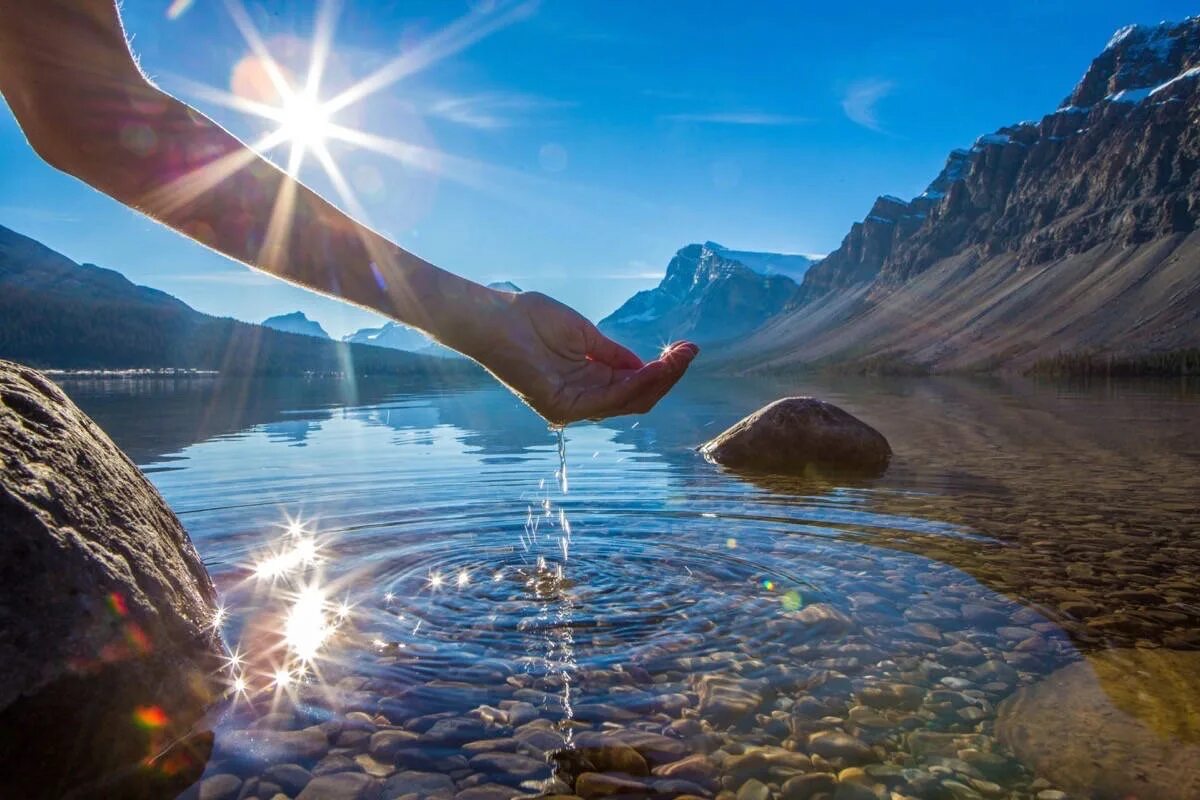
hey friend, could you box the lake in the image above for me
[61,373,1200,800]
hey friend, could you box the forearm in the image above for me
[39,81,504,354]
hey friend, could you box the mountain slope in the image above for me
[711,17,1200,373]
[262,311,330,340]
[599,243,804,356]
[0,224,480,377]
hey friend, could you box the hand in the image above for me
[471,290,699,426]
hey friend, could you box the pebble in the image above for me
[807,732,874,765]
[383,770,456,799]
[296,772,377,800]
[780,772,837,800]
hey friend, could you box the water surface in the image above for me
[63,374,1200,800]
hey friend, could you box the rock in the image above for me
[0,361,223,797]
[858,683,924,711]
[997,648,1200,800]
[192,773,241,800]
[455,784,523,800]
[697,674,767,727]
[383,770,456,799]
[699,397,891,475]
[468,751,547,784]
[781,772,837,800]
[263,763,313,795]
[371,729,421,760]
[297,772,380,800]
[807,732,874,765]
[737,778,770,800]
[218,726,330,770]
[575,772,648,798]
[569,733,650,776]
[834,782,878,800]
[652,754,719,788]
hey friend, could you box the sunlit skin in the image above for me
[0,0,699,425]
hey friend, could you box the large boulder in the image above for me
[0,360,222,797]
[699,397,891,475]
[996,648,1200,800]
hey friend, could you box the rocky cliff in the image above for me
[714,16,1200,373]
[600,242,804,357]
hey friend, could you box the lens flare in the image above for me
[285,585,331,663]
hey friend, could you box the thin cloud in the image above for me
[660,112,808,126]
[842,79,894,131]
[428,93,574,129]
[598,271,665,280]
[171,270,275,286]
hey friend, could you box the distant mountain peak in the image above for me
[599,243,811,356]
[487,281,523,293]
[1065,16,1200,108]
[261,311,330,340]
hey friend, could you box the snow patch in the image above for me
[1151,65,1200,96]
[1108,87,1153,103]
[974,133,1012,146]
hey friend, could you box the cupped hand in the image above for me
[472,290,698,426]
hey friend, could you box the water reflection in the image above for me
[53,374,1200,800]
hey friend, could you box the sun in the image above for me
[277,86,333,156]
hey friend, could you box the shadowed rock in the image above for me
[0,360,222,798]
[699,397,891,475]
[996,648,1200,800]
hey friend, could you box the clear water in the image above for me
[61,374,1200,800]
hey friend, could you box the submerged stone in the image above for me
[0,360,222,797]
[699,397,891,475]
[996,648,1200,800]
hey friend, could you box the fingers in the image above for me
[584,325,644,371]
[570,340,699,421]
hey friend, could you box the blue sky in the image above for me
[1,0,1195,337]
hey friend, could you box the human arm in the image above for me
[0,0,697,424]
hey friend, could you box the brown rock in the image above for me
[700,398,891,475]
[997,648,1200,800]
[0,361,222,798]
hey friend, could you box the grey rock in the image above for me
[218,726,330,769]
[383,770,456,799]
[468,751,547,783]
[263,763,313,795]
[700,397,891,474]
[0,361,222,796]
[196,774,242,800]
[297,772,380,800]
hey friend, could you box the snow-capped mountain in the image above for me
[343,281,522,356]
[598,243,805,357]
[343,320,436,353]
[261,311,330,339]
[707,15,1200,373]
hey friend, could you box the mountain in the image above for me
[598,242,805,356]
[262,311,330,339]
[343,320,435,353]
[0,224,481,378]
[343,281,523,356]
[709,16,1200,374]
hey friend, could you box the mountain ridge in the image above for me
[598,243,809,356]
[262,311,330,340]
[700,16,1200,373]
[0,223,480,378]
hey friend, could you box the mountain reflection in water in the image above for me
[57,373,1200,800]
